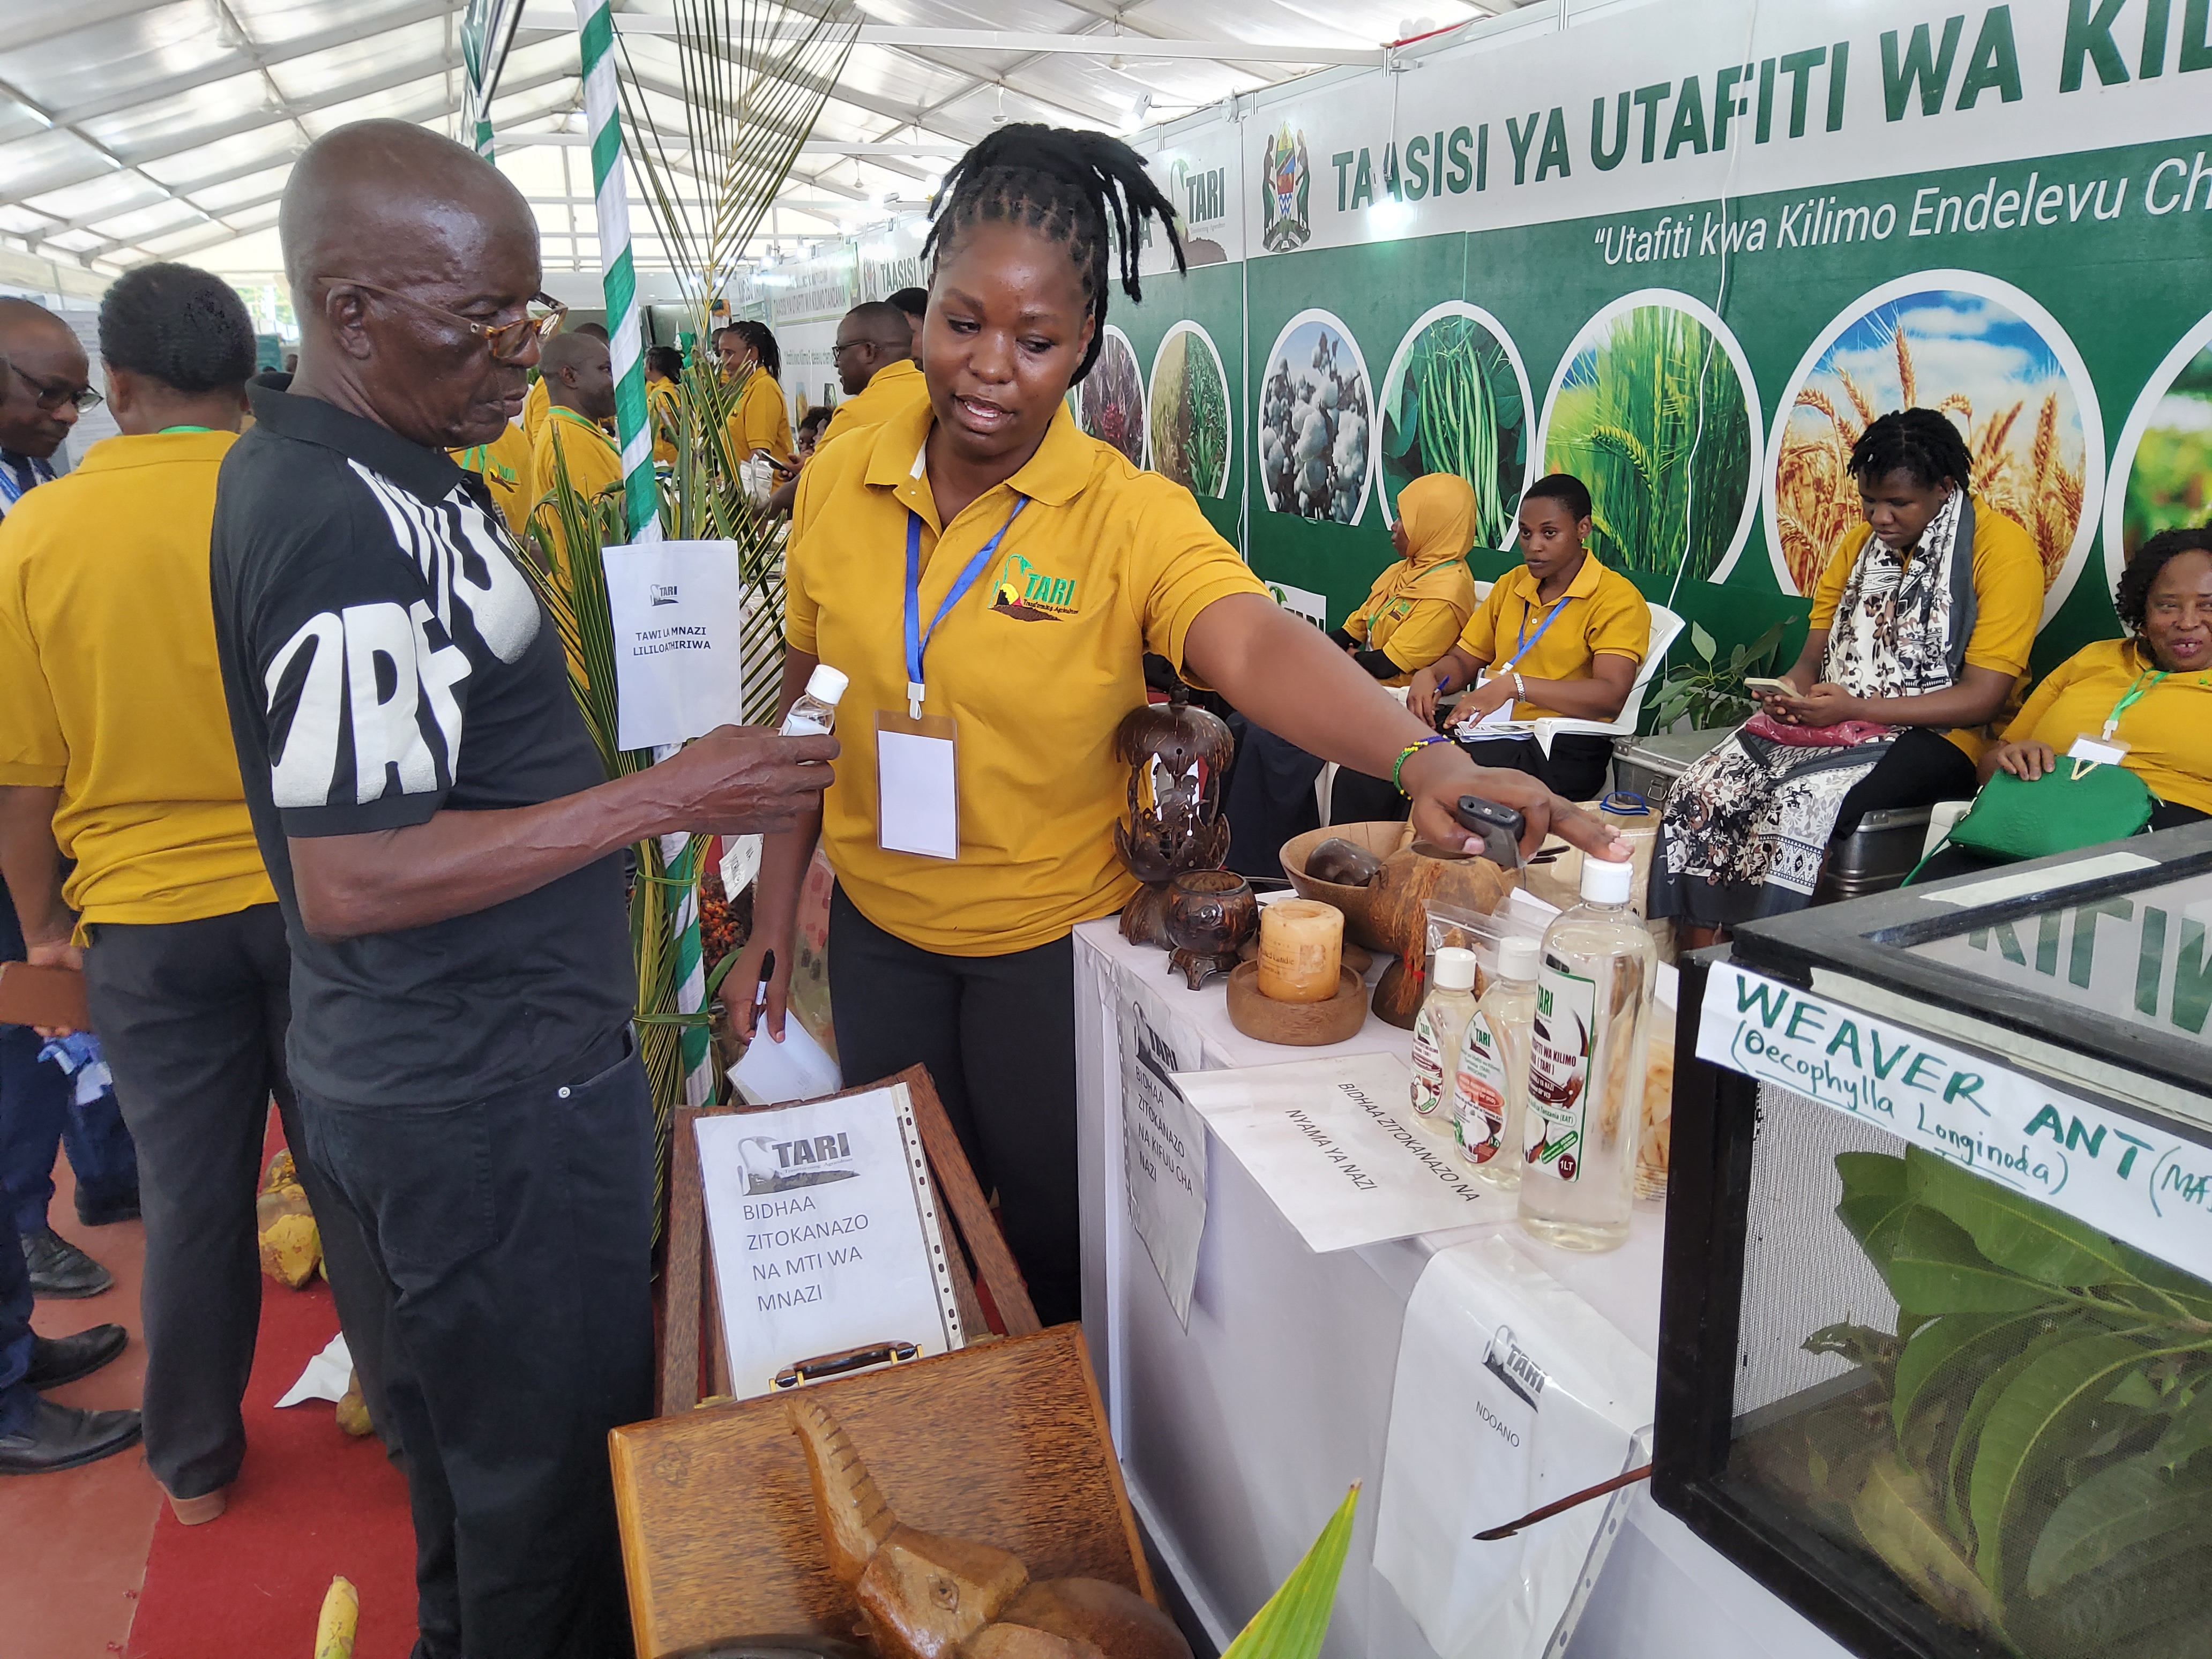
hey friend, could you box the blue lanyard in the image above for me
[1504,593,1570,670]
[904,496,1026,716]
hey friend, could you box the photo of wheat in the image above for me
[1148,321,1232,498]
[1259,310,1373,525]
[1769,282,2098,608]
[1075,324,1147,468]
[2116,339,2212,558]
[1538,293,1760,584]
[1378,301,1531,551]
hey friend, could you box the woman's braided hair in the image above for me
[2116,525,2212,636]
[98,262,256,394]
[1848,407,1975,492]
[924,123,1185,383]
[730,318,781,380]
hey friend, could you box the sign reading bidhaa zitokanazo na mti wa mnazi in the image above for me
[694,1081,965,1399]
[1698,963,2212,1283]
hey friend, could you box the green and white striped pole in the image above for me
[574,0,715,1110]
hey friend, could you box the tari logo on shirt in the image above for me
[990,550,1079,621]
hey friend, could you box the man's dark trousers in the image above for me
[300,1028,655,1659]
[79,903,394,1498]
[0,1194,34,1436]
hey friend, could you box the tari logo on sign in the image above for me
[1171,158,1229,229]
[737,1132,860,1195]
[650,583,681,607]
[990,550,1079,621]
[1482,1323,1549,1409]
[1260,124,1312,252]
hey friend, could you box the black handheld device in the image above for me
[1453,795,1527,867]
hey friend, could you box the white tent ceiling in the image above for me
[0,0,1531,289]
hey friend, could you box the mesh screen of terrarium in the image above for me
[1721,1083,2212,1656]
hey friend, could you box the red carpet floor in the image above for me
[125,1269,416,1658]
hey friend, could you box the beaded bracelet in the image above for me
[1393,733,1452,796]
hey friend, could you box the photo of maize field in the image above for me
[1541,300,1755,583]
[1771,287,2090,599]
[1379,303,1529,551]
[2117,342,2212,557]
[1075,325,1146,468]
[1259,311,1372,524]
[1148,322,1231,497]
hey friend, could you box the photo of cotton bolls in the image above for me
[1259,310,1373,525]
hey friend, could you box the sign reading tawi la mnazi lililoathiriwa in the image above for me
[1698,962,2212,1282]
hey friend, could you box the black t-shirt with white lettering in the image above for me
[211,385,632,1109]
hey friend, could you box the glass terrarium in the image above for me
[1656,823,2212,1659]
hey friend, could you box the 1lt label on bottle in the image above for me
[1525,958,1595,1181]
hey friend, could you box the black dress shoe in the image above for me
[0,1396,142,1475]
[76,1192,141,1227]
[25,1324,128,1389]
[21,1227,112,1299]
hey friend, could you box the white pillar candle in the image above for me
[1258,900,1344,1003]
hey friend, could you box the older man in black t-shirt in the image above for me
[210,121,835,1659]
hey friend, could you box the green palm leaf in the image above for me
[1221,1484,1359,1659]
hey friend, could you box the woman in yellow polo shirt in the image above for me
[718,319,794,470]
[1914,527,2212,881]
[645,345,683,467]
[1650,408,2044,941]
[1408,472,1650,802]
[729,124,1623,1324]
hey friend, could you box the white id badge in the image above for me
[876,710,960,860]
[2066,733,2131,768]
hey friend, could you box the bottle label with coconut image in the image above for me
[1525,959,1595,1182]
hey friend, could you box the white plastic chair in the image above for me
[1531,603,1685,756]
[1921,798,1974,858]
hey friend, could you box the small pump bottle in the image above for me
[1517,856,1655,1252]
[1454,935,1538,1188]
[781,664,848,736]
[1410,946,1481,1119]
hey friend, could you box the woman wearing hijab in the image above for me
[1224,473,1484,867]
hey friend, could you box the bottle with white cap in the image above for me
[780,664,849,736]
[1409,946,1480,1120]
[1454,934,1539,1187]
[1517,854,1655,1252]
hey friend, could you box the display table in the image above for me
[1072,917,1850,1659]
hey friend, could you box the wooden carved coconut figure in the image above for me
[1111,698,1235,950]
[789,1399,1192,1659]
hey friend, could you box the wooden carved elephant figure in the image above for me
[788,1399,1193,1659]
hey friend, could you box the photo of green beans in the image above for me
[1379,304,1529,549]
[1148,323,1232,497]
[1543,301,1755,582]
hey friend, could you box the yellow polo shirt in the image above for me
[0,431,275,926]
[727,367,794,466]
[1455,553,1650,719]
[787,396,1266,955]
[2006,638,2212,815]
[1809,497,2042,761]
[823,357,929,445]
[647,379,682,466]
[522,375,551,446]
[450,419,535,539]
[528,407,626,580]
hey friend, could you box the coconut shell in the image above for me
[1366,843,1518,1028]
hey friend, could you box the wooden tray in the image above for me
[1223,959,1367,1046]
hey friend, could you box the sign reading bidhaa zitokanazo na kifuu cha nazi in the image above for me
[1698,963,2212,1283]
[695,1081,965,1399]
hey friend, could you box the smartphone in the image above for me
[1744,676,1795,698]
[0,961,91,1031]
[1453,795,1528,868]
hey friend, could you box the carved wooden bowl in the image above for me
[1163,870,1258,991]
[1279,821,1415,952]
[1224,961,1367,1046]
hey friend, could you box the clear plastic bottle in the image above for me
[1454,935,1538,1189]
[781,663,848,736]
[1409,947,1479,1120]
[1518,857,1655,1252]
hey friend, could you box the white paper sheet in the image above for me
[1116,978,1209,1327]
[604,540,749,751]
[1171,1050,1501,1253]
[277,1333,353,1408]
[730,1016,842,1107]
[1374,1236,1655,1659]
[877,729,960,859]
[696,1082,963,1399]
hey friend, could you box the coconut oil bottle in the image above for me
[1409,947,1479,1121]
[1454,935,1538,1189]
[1518,857,1654,1252]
